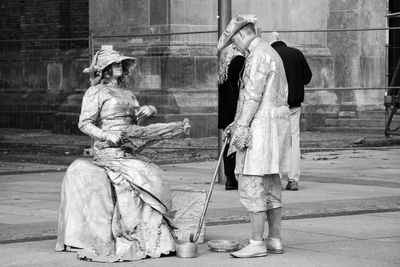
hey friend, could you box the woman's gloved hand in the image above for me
[183,118,191,135]
[137,105,157,119]
[104,132,122,146]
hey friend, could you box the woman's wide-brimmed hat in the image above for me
[217,14,258,51]
[83,49,137,86]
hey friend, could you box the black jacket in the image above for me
[271,41,312,108]
[218,56,245,129]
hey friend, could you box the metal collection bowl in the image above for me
[207,240,239,252]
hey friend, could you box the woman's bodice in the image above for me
[78,83,144,156]
[100,84,139,130]
[79,84,141,132]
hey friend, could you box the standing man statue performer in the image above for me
[218,44,245,190]
[217,15,291,258]
[269,32,313,191]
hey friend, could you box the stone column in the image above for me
[327,0,387,113]
[217,0,232,184]
[88,0,220,137]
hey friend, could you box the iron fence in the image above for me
[0,38,89,130]
[258,26,400,135]
[259,27,398,91]
[1,26,400,135]
[87,26,400,92]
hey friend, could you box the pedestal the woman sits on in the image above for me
[55,49,190,262]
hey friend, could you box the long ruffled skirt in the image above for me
[55,158,176,262]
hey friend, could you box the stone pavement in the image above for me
[1,212,399,266]
[1,127,397,166]
[0,148,399,265]
[0,148,400,241]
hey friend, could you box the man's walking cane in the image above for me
[189,136,230,243]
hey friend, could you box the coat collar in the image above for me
[247,37,261,53]
[270,40,287,48]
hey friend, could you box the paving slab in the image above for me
[0,149,399,243]
[370,212,400,219]
[283,212,400,240]
[0,212,399,267]
[0,162,66,174]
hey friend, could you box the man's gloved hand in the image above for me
[224,122,235,140]
[231,124,251,150]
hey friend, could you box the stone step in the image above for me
[56,90,217,114]
[150,113,217,138]
[339,104,358,111]
[58,104,81,113]
[358,110,386,119]
[180,106,217,113]
[53,112,218,138]
[0,103,56,112]
[325,118,400,128]
[0,91,61,107]
[0,110,55,130]
[314,126,384,135]
[338,111,357,118]
[53,112,81,135]
[57,102,183,114]
[136,91,181,114]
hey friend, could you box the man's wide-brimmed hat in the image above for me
[83,49,137,85]
[217,14,258,51]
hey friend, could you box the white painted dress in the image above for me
[56,83,187,262]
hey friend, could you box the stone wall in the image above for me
[88,0,219,137]
[327,0,386,110]
[0,1,21,40]
[310,0,387,129]
[85,0,388,135]
[233,0,387,130]
[0,0,389,135]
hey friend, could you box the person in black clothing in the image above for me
[218,44,245,190]
[269,32,312,191]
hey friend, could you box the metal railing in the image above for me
[89,30,219,57]
[258,26,397,93]
[259,26,400,136]
[0,38,89,130]
[1,25,400,134]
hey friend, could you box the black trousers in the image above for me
[223,143,237,184]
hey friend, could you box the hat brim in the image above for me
[217,14,258,51]
[83,53,137,75]
[217,22,255,51]
[217,32,234,51]
[102,56,137,73]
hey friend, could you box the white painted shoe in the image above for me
[266,237,284,254]
[230,240,268,258]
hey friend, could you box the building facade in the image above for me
[0,0,393,136]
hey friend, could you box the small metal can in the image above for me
[176,241,198,258]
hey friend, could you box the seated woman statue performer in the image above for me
[55,49,190,262]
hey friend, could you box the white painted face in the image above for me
[111,62,123,78]
[231,31,246,52]
[231,43,241,53]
